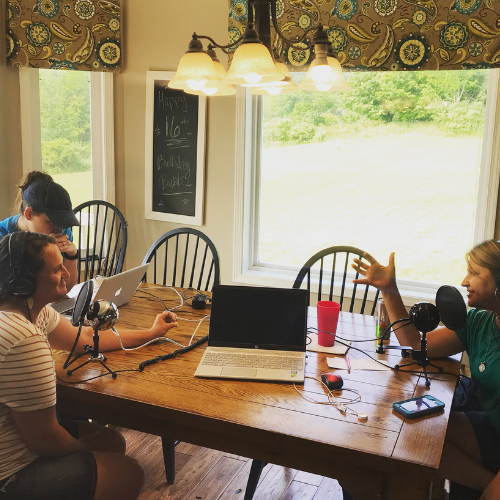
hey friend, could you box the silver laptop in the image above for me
[52,263,150,314]
[194,285,308,382]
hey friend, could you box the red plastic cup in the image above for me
[317,301,341,347]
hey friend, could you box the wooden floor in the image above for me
[120,428,344,500]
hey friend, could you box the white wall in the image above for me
[114,0,237,283]
[0,0,24,215]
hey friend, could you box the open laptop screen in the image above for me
[208,285,308,351]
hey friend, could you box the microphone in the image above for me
[408,302,441,333]
[86,300,119,330]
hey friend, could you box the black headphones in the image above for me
[6,232,37,298]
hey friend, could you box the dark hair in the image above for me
[14,171,54,215]
[0,232,56,303]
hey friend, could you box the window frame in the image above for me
[233,69,500,305]
[18,68,115,204]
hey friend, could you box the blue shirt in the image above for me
[0,214,73,241]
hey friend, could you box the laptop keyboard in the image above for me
[201,352,303,370]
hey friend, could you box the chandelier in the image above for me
[169,0,351,97]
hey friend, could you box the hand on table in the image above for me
[51,232,77,258]
[151,311,178,337]
[351,252,396,292]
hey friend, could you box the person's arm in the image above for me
[480,472,500,500]
[11,405,99,457]
[48,310,178,353]
[51,233,78,291]
[352,252,465,358]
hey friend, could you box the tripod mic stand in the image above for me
[66,300,119,379]
[394,330,443,388]
[376,302,444,387]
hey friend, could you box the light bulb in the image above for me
[186,79,207,90]
[243,72,262,84]
[310,64,334,84]
[315,83,332,91]
[266,87,282,95]
[202,86,218,96]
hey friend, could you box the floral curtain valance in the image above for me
[228,0,500,71]
[6,0,121,72]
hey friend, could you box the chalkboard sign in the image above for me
[145,71,206,225]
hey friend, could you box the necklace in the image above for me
[479,320,500,372]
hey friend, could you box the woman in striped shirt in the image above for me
[0,231,178,500]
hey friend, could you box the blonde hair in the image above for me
[13,171,53,215]
[467,240,500,286]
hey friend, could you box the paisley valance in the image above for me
[6,0,121,72]
[228,0,500,71]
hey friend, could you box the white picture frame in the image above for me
[144,71,206,225]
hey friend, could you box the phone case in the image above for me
[392,395,445,419]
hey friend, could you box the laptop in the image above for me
[194,285,308,382]
[51,263,150,314]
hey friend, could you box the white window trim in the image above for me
[233,71,500,306]
[19,69,115,203]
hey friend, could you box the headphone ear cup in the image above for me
[7,232,37,299]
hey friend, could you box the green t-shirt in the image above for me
[455,308,500,434]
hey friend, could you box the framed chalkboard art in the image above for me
[144,71,206,225]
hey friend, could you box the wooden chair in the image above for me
[73,200,128,283]
[244,246,378,500]
[293,245,380,314]
[142,227,220,291]
[142,227,221,483]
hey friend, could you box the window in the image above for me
[39,69,92,206]
[234,69,500,301]
[19,68,115,205]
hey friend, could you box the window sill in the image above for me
[232,265,464,308]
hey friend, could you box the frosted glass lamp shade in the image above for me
[223,43,285,85]
[184,59,236,96]
[250,62,298,95]
[168,51,221,91]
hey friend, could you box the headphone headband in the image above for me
[6,232,38,298]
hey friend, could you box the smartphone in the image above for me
[392,395,445,418]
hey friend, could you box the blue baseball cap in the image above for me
[23,180,80,228]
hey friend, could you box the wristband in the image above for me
[63,250,79,261]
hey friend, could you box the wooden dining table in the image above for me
[53,285,460,500]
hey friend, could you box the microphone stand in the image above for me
[66,327,117,379]
[376,320,443,388]
[66,300,119,379]
[393,329,443,388]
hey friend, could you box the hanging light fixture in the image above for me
[170,0,350,96]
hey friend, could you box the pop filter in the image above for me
[408,302,441,333]
[71,280,93,326]
[436,285,467,331]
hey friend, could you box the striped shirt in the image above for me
[0,306,60,480]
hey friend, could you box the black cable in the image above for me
[24,299,32,323]
[309,325,460,378]
[134,289,171,310]
[138,334,209,371]
[63,322,84,369]
[57,368,140,384]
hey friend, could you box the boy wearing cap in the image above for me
[0,177,80,291]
